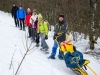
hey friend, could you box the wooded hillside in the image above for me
[0,0,100,49]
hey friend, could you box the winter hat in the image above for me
[38,13,43,19]
[33,9,36,12]
[27,8,31,12]
[59,14,64,18]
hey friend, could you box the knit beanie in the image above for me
[59,14,64,18]
[33,9,36,12]
[27,8,31,12]
[38,13,43,19]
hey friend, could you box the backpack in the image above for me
[64,51,84,68]
[70,51,84,68]
[70,51,83,64]
[42,20,50,31]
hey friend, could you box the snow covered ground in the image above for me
[0,11,100,75]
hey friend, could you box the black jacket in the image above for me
[54,20,68,35]
[11,6,19,18]
[54,20,68,43]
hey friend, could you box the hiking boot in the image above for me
[40,47,49,51]
[48,55,55,59]
[36,44,39,47]
[31,37,35,42]
[23,28,25,31]
[40,47,44,51]
[44,48,49,54]
[27,36,31,38]
[20,28,22,30]
[44,47,49,51]
[58,55,64,60]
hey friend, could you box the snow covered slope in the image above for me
[0,11,100,75]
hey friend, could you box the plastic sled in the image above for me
[72,60,98,75]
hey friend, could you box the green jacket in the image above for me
[37,21,48,35]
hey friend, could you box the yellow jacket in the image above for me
[57,34,74,55]
[37,21,48,35]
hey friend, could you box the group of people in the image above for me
[11,3,68,56]
[11,4,26,30]
[11,3,88,69]
[11,3,49,53]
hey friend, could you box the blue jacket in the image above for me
[64,51,84,68]
[17,9,26,19]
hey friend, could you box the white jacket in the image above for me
[30,14,38,28]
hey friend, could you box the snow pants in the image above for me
[14,17,19,27]
[28,26,32,37]
[31,28,36,40]
[19,18,25,29]
[51,41,63,56]
[40,33,48,48]
[36,33,39,44]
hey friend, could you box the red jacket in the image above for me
[25,13,32,26]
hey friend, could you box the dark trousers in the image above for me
[36,33,39,44]
[19,18,25,29]
[31,28,39,44]
[14,17,19,27]
[31,28,36,40]
[28,26,32,37]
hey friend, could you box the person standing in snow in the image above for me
[25,8,32,38]
[48,14,68,59]
[30,9,39,46]
[11,3,19,27]
[17,6,26,30]
[37,13,49,52]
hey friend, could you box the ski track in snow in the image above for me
[0,11,100,75]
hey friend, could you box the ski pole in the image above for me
[86,65,98,75]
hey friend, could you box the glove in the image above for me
[54,34,58,36]
[53,35,56,40]
[45,35,48,40]
[37,33,40,35]
[53,34,58,40]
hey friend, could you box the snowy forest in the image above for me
[0,0,100,50]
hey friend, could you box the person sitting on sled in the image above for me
[58,34,90,69]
